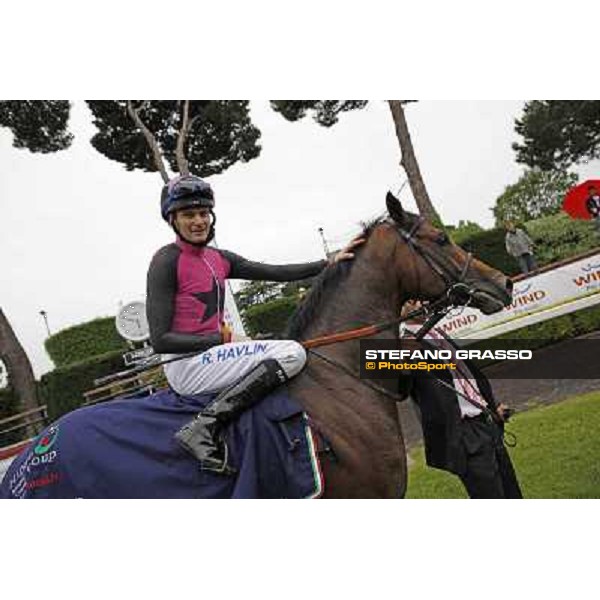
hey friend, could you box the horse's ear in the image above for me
[386,191,406,225]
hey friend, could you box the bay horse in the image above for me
[284,192,512,497]
[0,193,512,498]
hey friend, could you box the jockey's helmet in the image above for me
[160,174,215,222]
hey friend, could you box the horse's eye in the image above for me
[436,233,449,245]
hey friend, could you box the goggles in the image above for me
[168,176,214,202]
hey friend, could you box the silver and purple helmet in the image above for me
[160,175,215,222]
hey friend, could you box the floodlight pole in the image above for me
[317,227,330,259]
[39,310,51,337]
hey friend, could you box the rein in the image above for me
[303,301,454,405]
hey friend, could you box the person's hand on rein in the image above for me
[329,237,366,264]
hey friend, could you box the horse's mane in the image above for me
[286,216,387,340]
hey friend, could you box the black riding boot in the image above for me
[175,359,288,474]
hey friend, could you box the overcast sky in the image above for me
[1,100,599,377]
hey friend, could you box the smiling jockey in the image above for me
[147,174,362,474]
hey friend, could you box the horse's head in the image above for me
[385,192,512,315]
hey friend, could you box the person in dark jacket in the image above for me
[399,301,522,499]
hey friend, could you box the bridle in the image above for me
[395,215,474,340]
[302,215,484,403]
[303,215,476,349]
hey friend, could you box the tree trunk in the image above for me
[175,100,191,176]
[0,308,40,438]
[388,100,440,223]
[126,101,170,183]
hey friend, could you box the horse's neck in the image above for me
[292,249,407,497]
[302,256,401,346]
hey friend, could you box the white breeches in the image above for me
[163,340,307,396]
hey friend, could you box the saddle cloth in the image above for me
[0,389,324,499]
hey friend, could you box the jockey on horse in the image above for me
[148,174,363,474]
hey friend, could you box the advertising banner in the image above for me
[438,250,600,338]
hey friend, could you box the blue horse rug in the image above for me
[0,389,324,499]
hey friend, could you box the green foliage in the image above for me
[446,220,484,245]
[509,302,600,341]
[86,101,261,177]
[407,391,600,498]
[236,276,316,337]
[235,278,314,313]
[493,169,578,226]
[460,227,520,275]
[270,100,368,127]
[39,350,125,421]
[234,280,285,312]
[45,317,128,368]
[513,100,600,170]
[458,212,598,276]
[525,212,598,265]
[0,101,73,153]
[242,297,299,337]
[281,279,313,299]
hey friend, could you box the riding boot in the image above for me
[175,359,288,474]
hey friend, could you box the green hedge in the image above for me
[526,213,598,266]
[45,317,128,368]
[459,213,598,275]
[39,350,125,421]
[460,227,519,276]
[243,297,299,337]
[497,302,600,344]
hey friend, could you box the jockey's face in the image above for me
[173,207,212,244]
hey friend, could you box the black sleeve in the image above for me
[146,244,223,354]
[220,249,327,281]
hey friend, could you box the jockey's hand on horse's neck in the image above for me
[329,237,366,264]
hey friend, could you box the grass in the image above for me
[406,390,600,498]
